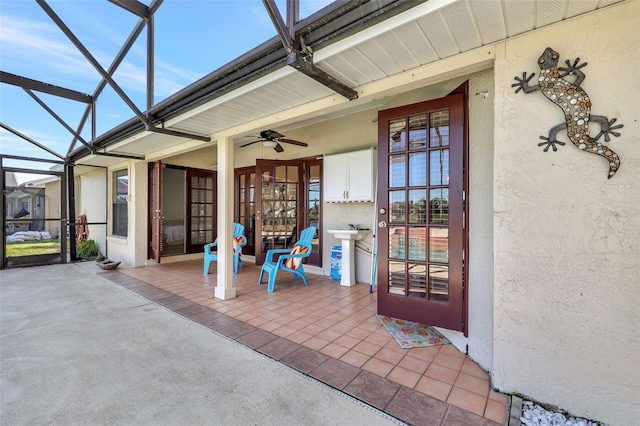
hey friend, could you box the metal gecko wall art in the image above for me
[512,47,623,179]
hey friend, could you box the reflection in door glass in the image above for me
[389,118,406,152]
[389,154,406,187]
[389,190,405,223]
[429,227,449,263]
[429,265,449,301]
[429,111,450,147]
[389,226,405,260]
[429,149,449,186]
[409,114,427,149]
[408,263,427,299]
[388,261,406,295]
[429,188,449,224]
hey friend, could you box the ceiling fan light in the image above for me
[262,141,278,148]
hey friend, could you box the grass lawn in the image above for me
[6,239,62,257]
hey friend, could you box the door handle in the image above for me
[378,221,387,228]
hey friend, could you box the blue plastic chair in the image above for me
[203,223,247,275]
[259,226,316,292]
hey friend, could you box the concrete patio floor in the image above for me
[1,260,510,425]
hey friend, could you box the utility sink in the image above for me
[327,229,370,287]
[327,229,370,240]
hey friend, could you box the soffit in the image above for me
[76,0,625,167]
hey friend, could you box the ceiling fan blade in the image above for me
[240,140,263,148]
[278,138,308,147]
[274,143,285,153]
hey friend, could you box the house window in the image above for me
[112,169,128,237]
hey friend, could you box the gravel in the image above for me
[521,401,604,426]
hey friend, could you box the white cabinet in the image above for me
[324,148,375,202]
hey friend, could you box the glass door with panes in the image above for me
[235,167,256,256]
[377,94,465,332]
[186,169,216,253]
[255,160,303,265]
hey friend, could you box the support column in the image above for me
[215,135,236,300]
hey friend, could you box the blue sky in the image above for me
[0,0,333,180]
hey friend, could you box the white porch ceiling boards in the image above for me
[83,0,625,166]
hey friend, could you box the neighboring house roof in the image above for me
[5,172,18,187]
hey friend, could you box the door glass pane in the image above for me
[429,227,449,263]
[408,152,426,186]
[388,261,406,295]
[430,110,450,147]
[409,114,427,149]
[389,226,405,260]
[389,190,405,223]
[389,118,406,152]
[429,265,449,301]
[407,227,426,261]
[408,263,427,298]
[429,149,449,186]
[389,154,406,187]
[429,189,449,224]
[408,189,426,224]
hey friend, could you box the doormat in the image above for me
[377,315,450,348]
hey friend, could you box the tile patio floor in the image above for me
[98,259,509,426]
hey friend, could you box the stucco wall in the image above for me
[78,169,107,256]
[492,2,639,424]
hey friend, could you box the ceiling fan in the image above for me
[240,129,308,153]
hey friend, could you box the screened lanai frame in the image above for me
[0,0,417,269]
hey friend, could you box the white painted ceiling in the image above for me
[78,0,625,166]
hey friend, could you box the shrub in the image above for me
[76,239,99,259]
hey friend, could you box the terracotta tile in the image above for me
[415,376,452,401]
[281,347,330,373]
[433,351,465,371]
[246,316,270,327]
[489,390,509,404]
[362,357,395,377]
[439,344,465,358]
[387,366,421,388]
[258,337,301,360]
[339,350,371,368]
[426,363,459,385]
[454,372,489,397]
[364,331,392,346]
[343,370,401,411]
[442,405,499,426]
[333,334,361,349]
[310,358,360,390]
[447,386,487,416]
[461,358,489,379]
[385,386,448,426]
[328,322,353,335]
[352,341,382,356]
[397,355,429,375]
[484,398,508,424]
[236,329,278,349]
[300,323,325,335]
[408,345,441,362]
[301,336,330,351]
[273,324,300,338]
[345,327,371,340]
[203,315,239,330]
[218,321,256,338]
[374,347,404,365]
[320,342,350,359]
[316,328,342,342]
[286,330,312,344]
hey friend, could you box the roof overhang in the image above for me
[71,0,626,168]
